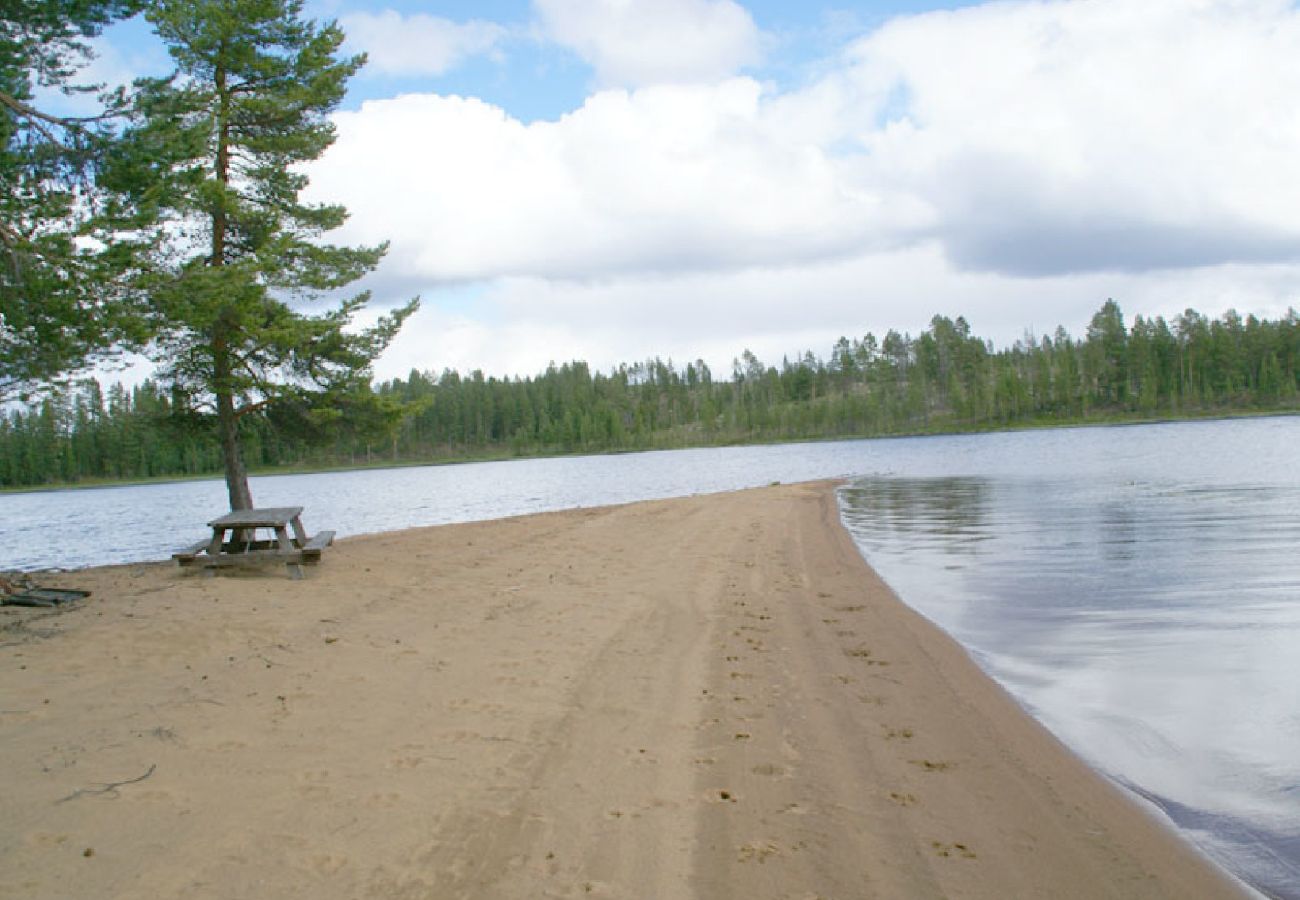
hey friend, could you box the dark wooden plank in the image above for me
[301,530,335,563]
[200,548,304,568]
[302,530,335,552]
[218,540,279,554]
[173,539,212,564]
[207,507,304,529]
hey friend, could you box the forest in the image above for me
[3,299,1298,488]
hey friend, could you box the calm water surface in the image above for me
[2,417,1297,895]
[838,420,1300,899]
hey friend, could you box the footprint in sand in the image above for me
[297,784,331,801]
[296,769,334,800]
[310,853,349,875]
[25,832,70,848]
[931,840,977,859]
[845,647,890,666]
[909,759,954,772]
[737,841,781,863]
[438,729,483,744]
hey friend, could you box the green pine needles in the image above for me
[0,1,149,400]
[116,0,418,510]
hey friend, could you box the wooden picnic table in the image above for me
[173,506,335,579]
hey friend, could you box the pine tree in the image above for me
[0,1,150,399]
[121,0,418,510]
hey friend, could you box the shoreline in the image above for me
[3,407,1297,498]
[0,482,1247,898]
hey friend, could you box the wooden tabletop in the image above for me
[207,507,305,529]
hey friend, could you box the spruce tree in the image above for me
[121,0,418,511]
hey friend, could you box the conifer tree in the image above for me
[121,0,418,510]
[0,1,149,399]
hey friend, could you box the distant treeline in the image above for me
[3,300,1298,487]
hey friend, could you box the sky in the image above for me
[88,0,1300,382]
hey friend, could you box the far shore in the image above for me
[0,482,1248,898]
[3,406,1297,497]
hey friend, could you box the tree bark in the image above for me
[214,336,253,511]
[210,51,250,512]
[217,394,253,510]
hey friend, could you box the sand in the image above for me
[0,481,1247,899]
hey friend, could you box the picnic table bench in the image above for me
[173,506,335,579]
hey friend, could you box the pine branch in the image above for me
[0,91,66,146]
[0,89,121,131]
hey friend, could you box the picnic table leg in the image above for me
[203,528,224,577]
[288,516,309,580]
[275,526,304,580]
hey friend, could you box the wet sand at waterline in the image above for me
[0,482,1246,899]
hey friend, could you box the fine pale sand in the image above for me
[0,481,1247,899]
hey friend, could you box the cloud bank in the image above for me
[304,0,1300,379]
[847,0,1300,275]
[315,0,1300,285]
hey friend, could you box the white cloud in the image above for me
[369,245,1300,383]
[308,80,906,283]
[341,10,506,76]
[844,0,1300,274]
[314,0,1300,292]
[302,0,1300,379]
[533,0,763,86]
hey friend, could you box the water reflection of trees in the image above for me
[841,477,991,556]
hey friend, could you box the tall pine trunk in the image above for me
[210,53,251,511]
[216,394,253,510]
[213,331,253,511]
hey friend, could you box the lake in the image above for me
[836,419,1300,899]
[2,417,1297,896]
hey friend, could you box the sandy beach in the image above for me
[0,481,1246,899]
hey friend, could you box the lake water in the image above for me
[2,417,1297,896]
[835,420,1300,899]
